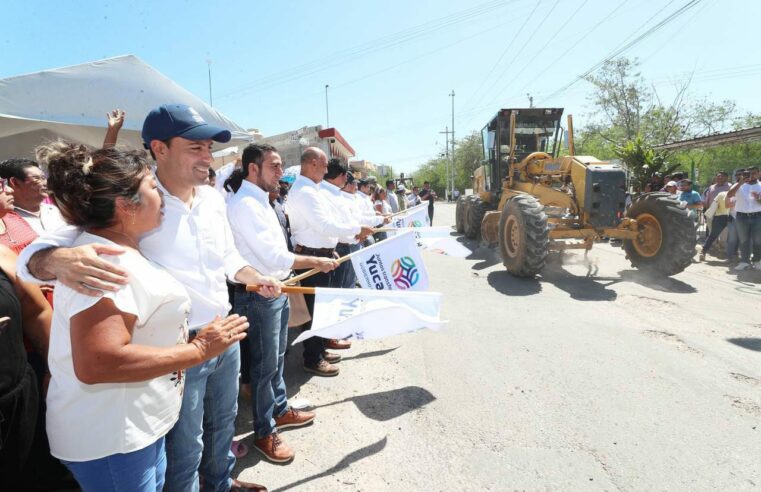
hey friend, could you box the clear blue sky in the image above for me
[2,0,759,174]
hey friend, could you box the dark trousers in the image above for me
[703,215,730,253]
[297,268,332,366]
[428,206,434,225]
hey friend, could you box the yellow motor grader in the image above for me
[455,108,696,277]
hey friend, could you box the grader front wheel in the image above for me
[623,193,696,276]
[498,195,549,277]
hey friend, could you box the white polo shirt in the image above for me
[227,180,295,281]
[287,175,360,249]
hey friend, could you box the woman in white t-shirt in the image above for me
[38,142,249,492]
[372,187,392,241]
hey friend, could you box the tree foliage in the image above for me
[413,131,483,196]
[579,57,761,188]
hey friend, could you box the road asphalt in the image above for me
[236,202,761,491]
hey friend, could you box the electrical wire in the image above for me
[541,0,704,102]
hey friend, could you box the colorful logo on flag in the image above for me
[408,220,424,227]
[391,256,419,289]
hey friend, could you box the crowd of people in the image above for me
[0,104,435,491]
[648,168,761,271]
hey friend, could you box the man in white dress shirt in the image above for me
[18,104,279,492]
[0,158,66,234]
[226,144,337,463]
[321,160,377,289]
[286,148,374,376]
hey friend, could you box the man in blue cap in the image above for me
[18,104,278,491]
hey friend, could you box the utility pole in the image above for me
[325,84,330,128]
[439,126,453,195]
[449,90,456,201]
[206,59,213,107]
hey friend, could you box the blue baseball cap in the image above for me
[141,104,232,149]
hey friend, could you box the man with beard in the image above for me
[226,144,337,462]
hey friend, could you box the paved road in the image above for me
[236,202,761,491]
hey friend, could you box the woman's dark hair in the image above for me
[224,143,277,193]
[36,141,150,229]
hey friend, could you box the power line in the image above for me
[460,0,543,113]
[541,0,704,102]
[457,0,628,126]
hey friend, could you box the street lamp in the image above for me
[206,59,213,107]
[325,84,330,128]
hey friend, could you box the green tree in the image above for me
[613,135,678,191]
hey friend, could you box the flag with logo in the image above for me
[292,288,445,345]
[351,230,429,291]
[387,226,472,257]
[392,203,430,228]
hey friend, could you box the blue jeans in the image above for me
[164,344,240,492]
[703,215,730,252]
[735,213,761,263]
[727,218,739,259]
[62,437,166,492]
[233,290,289,438]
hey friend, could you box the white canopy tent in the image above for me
[0,55,252,161]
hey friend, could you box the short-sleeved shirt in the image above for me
[46,232,191,461]
[678,190,702,205]
[734,182,761,214]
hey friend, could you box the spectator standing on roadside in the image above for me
[678,179,703,210]
[702,171,731,237]
[725,169,744,264]
[287,148,374,377]
[226,144,335,463]
[0,159,66,235]
[385,179,399,213]
[700,187,731,261]
[664,181,678,196]
[418,181,436,225]
[726,167,761,271]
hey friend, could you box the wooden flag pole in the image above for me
[283,246,366,285]
[247,285,316,295]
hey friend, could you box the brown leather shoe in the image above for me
[303,359,340,377]
[325,338,352,350]
[253,433,294,463]
[322,351,342,363]
[275,407,315,430]
[231,478,268,491]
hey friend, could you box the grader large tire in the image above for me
[455,196,466,233]
[498,195,549,277]
[623,192,696,276]
[464,197,489,239]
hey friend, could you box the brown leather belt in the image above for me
[294,244,335,257]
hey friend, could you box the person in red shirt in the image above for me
[0,177,38,254]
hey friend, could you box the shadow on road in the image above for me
[541,263,619,301]
[727,337,761,352]
[486,271,542,296]
[313,386,436,421]
[341,347,399,361]
[270,437,388,492]
[617,270,697,293]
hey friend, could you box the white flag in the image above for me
[292,287,445,345]
[351,231,429,291]
[392,203,430,228]
[388,226,472,257]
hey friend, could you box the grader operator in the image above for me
[455,108,696,277]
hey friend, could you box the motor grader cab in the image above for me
[455,108,696,277]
